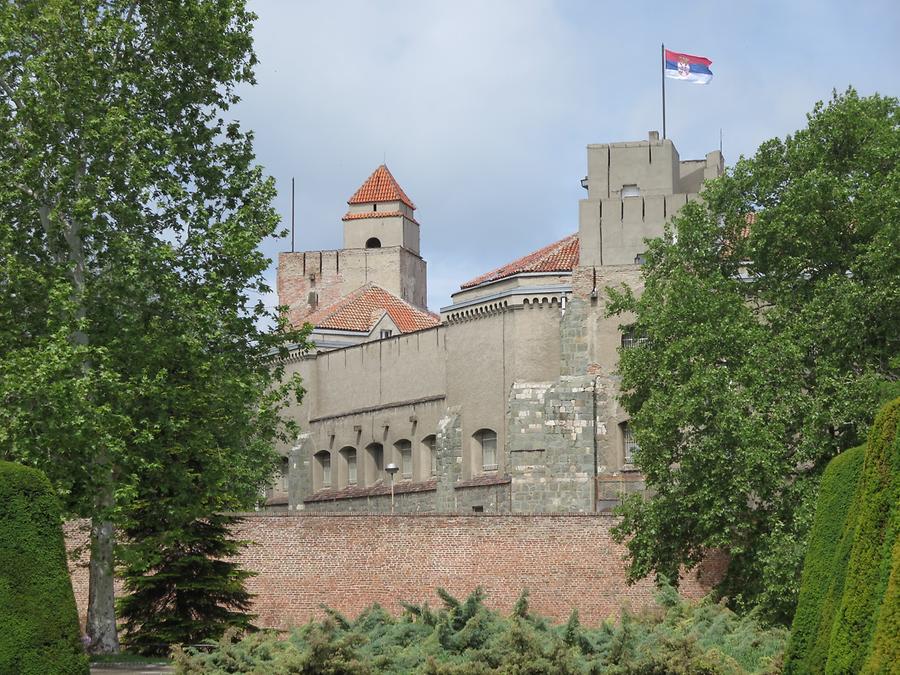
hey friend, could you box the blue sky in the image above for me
[236,0,899,312]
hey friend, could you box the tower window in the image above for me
[366,237,381,249]
[373,204,377,212]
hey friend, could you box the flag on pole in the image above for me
[664,49,713,84]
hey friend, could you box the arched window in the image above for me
[366,442,384,485]
[474,429,497,471]
[365,237,381,248]
[421,435,437,479]
[340,447,357,486]
[395,440,412,479]
[313,450,331,491]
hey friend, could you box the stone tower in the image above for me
[277,165,428,328]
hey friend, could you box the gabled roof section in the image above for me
[347,164,415,209]
[305,283,439,334]
[460,234,579,289]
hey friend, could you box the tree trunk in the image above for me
[86,483,120,654]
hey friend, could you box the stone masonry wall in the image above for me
[508,377,601,512]
[65,515,726,630]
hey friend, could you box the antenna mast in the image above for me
[291,176,295,253]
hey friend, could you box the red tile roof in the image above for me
[460,234,579,289]
[341,210,418,225]
[347,164,415,209]
[305,283,439,334]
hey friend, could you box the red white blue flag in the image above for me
[664,49,713,84]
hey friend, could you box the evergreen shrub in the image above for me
[827,397,899,673]
[0,461,89,674]
[783,444,864,673]
[173,585,787,674]
[785,397,900,674]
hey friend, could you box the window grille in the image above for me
[622,423,640,465]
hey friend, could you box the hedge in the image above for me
[784,397,900,674]
[0,461,89,675]
[863,533,900,672]
[783,444,864,674]
[828,397,900,673]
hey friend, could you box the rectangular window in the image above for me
[622,423,639,465]
[322,455,331,487]
[401,448,412,477]
[423,436,437,476]
[280,457,289,492]
[380,329,393,339]
[348,454,357,484]
[482,434,497,469]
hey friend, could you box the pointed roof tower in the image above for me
[341,164,421,255]
[347,164,415,209]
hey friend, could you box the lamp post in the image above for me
[385,463,399,514]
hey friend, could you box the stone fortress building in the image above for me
[272,132,723,513]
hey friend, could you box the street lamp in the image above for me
[385,463,399,514]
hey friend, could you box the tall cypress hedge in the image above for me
[783,444,865,674]
[784,397,900,674]
[0,461,89,674]
[827,397,899,673]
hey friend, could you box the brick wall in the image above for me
[66,514,726,631]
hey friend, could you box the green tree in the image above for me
[118,513,256,655]
[607,90,899,623]
[0,1,305,653]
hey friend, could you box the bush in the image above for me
[0,461,89,674]
[827,397,899,673]
[785,397,900,674]
[783,444,865,673]
[173,585,787,674]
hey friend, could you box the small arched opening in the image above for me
[365,237,382,249]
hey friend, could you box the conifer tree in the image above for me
[118,513,256,655]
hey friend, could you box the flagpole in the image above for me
[661,43,666,139]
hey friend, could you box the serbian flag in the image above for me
[664,49,713,84]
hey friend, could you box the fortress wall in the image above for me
[65,514,727,630]
[314,327,447,419]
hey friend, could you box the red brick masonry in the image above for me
[65,514,726,630]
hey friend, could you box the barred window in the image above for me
[621,422,640,465]
[621,326,649,350]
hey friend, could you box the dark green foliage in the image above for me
[608,90,899,622]
[173,586,787,674]
[0,462,89,674]
[785,398,900,674]
[827,397,899,673]
[783,445,865,673]
[118,513,256,655]
[863,535,900,672]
